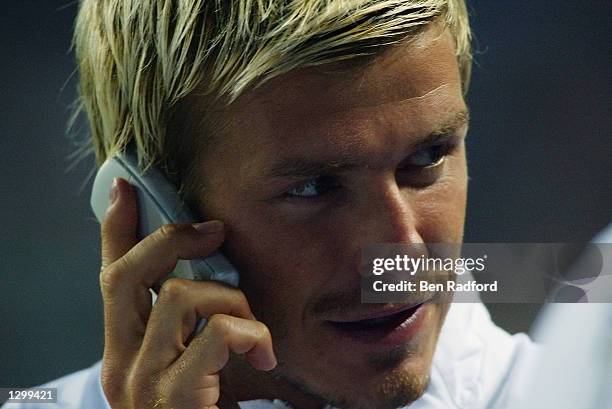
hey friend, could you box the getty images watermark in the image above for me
[360,243,612,303]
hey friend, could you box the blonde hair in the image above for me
[74,0,471,196]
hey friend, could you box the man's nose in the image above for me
[354,178,424,245]
[346,177,427,280]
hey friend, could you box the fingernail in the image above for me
[193,220,224,234]
[109,178,119,204]
[267,353,278,370]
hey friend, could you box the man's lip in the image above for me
[324,299,431,323]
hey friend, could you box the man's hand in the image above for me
[98,177,277,409]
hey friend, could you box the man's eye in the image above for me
[286,176,339,198]
[396,142,456,187]
[404,144,449,168]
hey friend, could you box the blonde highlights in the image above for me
[74,0,471,179]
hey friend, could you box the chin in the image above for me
[278,328,438,409]
[332,368,431,409]
[293,363,431,409]
[269,301,449,409]
[336,345,434,408]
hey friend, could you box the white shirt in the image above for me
[2,302,538,409]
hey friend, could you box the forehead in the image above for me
[225,24,459,112]
[200,23,464,175]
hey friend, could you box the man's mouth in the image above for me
[325,302,430,347]
[330,304,420,329]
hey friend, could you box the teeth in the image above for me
[351,304,421,327]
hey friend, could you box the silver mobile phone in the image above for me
[90,145,239,289]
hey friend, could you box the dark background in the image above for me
[1,1,611,388]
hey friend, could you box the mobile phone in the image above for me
[90,144,240,289]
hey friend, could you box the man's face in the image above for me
[193,23,468,409]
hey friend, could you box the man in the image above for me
[4,1,536,408]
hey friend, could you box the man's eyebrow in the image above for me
[268,157,357,179]
[267,108,470,179]
[431,108,470,137]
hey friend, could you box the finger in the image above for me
[112,220,225,291]
[100,177,139,269]
[139,279,254,370]
[100,220,225,367]
[160,373,240,409]
[176,314,277,376]
[99,177,146,373]
[159,315,276,408]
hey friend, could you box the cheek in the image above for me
[221,209,334,325]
